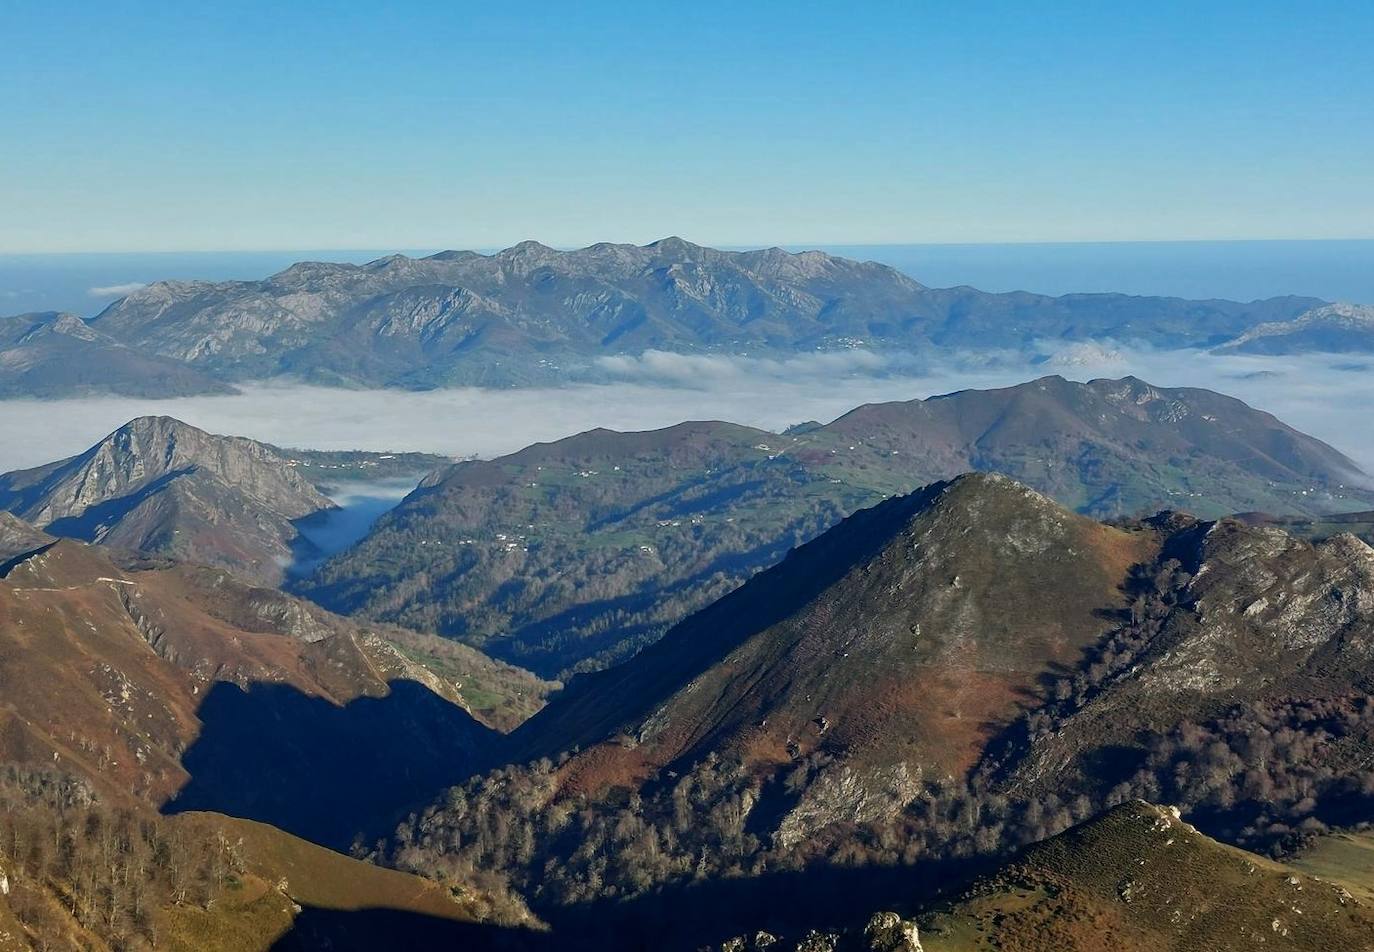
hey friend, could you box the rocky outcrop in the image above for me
[717,913,921,952]
[0,511,51,566]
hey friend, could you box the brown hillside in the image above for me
[0,536,542,848]
[513,474,1155,801]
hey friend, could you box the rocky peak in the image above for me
[496,240,560,273]
[0,416,331,530]
[645,235,703,258]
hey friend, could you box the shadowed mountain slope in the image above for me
[385,472,1374,940]
[0,535,549,847]
[300,375,1371,677]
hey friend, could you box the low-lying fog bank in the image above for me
[2,348,1371,475]
[289,478,423,577]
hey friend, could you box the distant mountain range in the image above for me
[1,239,1353,396]
[298,374,1373,677]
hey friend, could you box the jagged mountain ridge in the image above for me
[83,239,1323,388]
[0,416,337,584]
[299,375,1372,677]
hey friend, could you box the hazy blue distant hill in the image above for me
[1216,302,1374,355]
[0,310,232,397]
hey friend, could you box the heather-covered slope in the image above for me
[87,239,1321,388]
[0,536,549,848]
[509,475,1148,795]
[301,375,1371,677]
[0,416,335,584]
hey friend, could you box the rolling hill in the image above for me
[0,793,538,952]
[712,801,1374,951]
[915,801,1374,952]
[299,375,1372,677]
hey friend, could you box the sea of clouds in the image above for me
[1,346,1371,476]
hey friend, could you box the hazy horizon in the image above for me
[5,238,1372,318]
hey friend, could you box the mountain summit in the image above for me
[0,416,334,582]
[509,474,1149,796]
[1216,301,1374,354]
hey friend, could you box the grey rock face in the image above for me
[0,511,52,566]
[0,417,334,583]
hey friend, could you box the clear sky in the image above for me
[3,1,1372,252]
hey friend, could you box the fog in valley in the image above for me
[3,347,1372,481]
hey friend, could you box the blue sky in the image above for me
[3,1,1372,252]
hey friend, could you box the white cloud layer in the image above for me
[0,349,1371,478]
[87,282,146,298]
